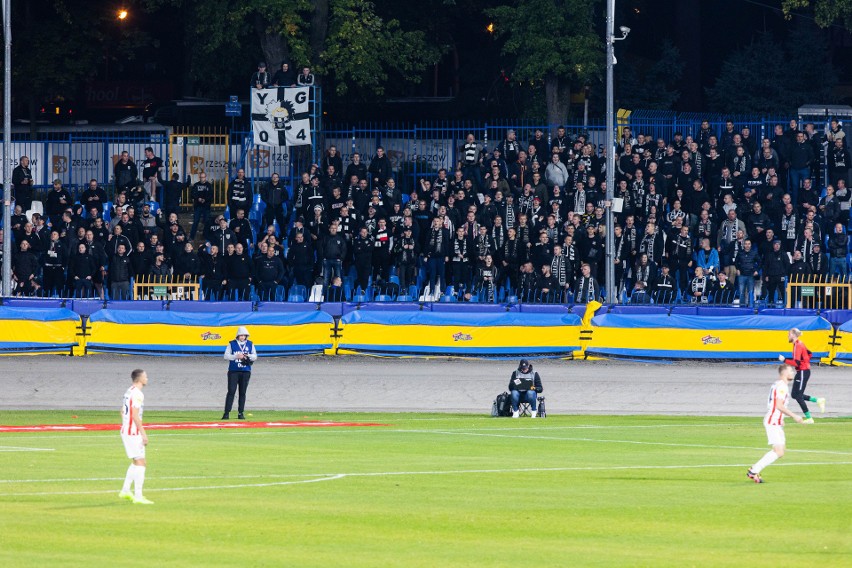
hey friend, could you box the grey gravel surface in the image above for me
[0,355,849,416]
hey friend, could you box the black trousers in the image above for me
[791,369,811,414]
[42,266,65,295]
[763,276,785,304]
[224,371,251,414]
[263,203,286,233]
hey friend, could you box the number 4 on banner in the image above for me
[285,119,312,147]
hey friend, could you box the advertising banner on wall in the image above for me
[47,142,104,187]
[0,143,47,186]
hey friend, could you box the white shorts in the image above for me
[764,424,786,447]
[121,434,146,460]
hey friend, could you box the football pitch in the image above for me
[0,411,849,567]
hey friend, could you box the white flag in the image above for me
[251,87,312,148]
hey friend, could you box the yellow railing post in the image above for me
[786,275,851,310]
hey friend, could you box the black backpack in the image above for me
[491,392,512,417]
[537,396,547,418]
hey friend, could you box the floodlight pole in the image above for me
[2,0,11,297]
[604,0,628,304]
[604,0,616,304]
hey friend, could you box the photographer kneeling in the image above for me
[508,359,543,418]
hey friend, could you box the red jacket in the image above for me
[785,340,811,371]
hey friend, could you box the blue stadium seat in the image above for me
[288,285,307,302]
[274,285,287,302]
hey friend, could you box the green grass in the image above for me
[0,411,849,567]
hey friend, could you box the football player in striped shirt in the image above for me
[119,369,153,504]
[747,364,804,483]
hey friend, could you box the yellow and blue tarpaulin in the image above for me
[86,310,334,356]
[0,307,80,353]
[586,313,833,360]
[337,310,582,356]
[833,319,852,363]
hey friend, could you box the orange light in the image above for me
[55,106,60,116]
[486,23,495,34]
[117,9,128,20]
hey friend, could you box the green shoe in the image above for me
[802,418,815,424]
[132,496,154,505]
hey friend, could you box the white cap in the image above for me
[236,326,250,337]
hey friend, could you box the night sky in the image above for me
[70,0,852,122]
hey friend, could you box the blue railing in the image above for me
[3,111,823,203]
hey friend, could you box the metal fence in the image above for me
[786,274,852,310]
[1,127,171,202]
[3,109,830,208]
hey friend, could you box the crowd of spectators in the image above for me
[6,120,852,304]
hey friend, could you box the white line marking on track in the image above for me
[398,429,852,456]
[1,462,850,497]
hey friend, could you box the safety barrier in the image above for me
[786,274,852,310]
[133,275,201,301]
[85,309,334,356]
[833,319,852,365]
[169,127,232,208]
[336,305,582,357]
[0,306,81,354]
[6,108,800,214]
[2,300,851,361]
[584,311,833,361]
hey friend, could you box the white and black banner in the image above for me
[251,87,312,148]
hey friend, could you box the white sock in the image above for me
[752,450,779,474]
[122,465,136,492]
[133,466,146,498]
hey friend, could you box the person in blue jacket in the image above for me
[222,326,258,420]
[693,237,720,278]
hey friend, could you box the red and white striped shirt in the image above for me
[121,386,144,436]
[764,380,789,426]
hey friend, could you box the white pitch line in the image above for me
[0,473,335,484]
[0,474,346,497]
[0,446,54,452]
[401,429,852,456]
[1,462,851,498]
[0,421,759,442]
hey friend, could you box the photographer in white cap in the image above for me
[222,326,258,420]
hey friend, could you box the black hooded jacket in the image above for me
[507,363,543,393]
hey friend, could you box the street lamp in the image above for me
[106,9,129,81]
[604,1,629,304]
